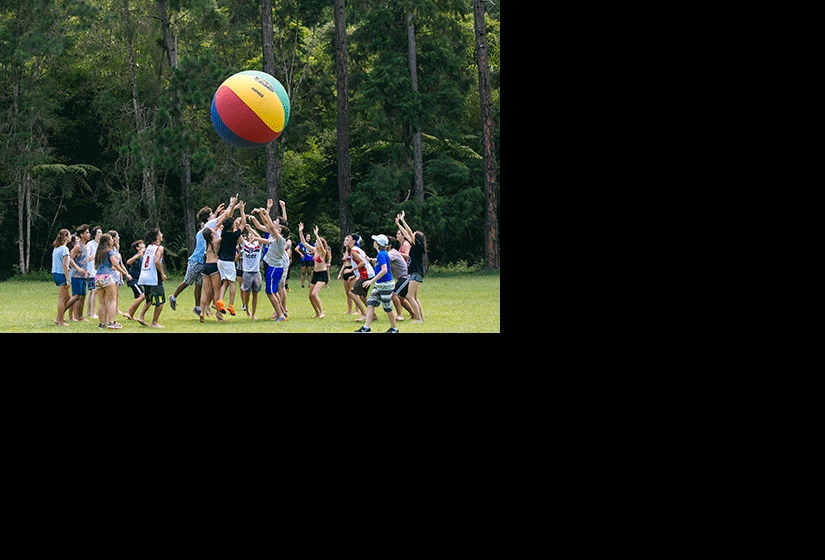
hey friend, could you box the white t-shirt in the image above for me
[138,243,160,285]
[350,246,375,279]
[86,239,98,274]
[242,240,262,273]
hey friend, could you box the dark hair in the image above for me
[145,228,160,245]
[280,225,290,239]
[222,217,235,232]
[53,228,70,248]
[203,227,214,250]
[95,234,113,268]
[90,225,102,238]
[131,239,144,252]
[76,224,89,236]
[197,206,213,224]
[350,233,361,246]
[414,231,427,253]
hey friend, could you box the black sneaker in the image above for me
[354,326,371,333]
[386,328,399,333]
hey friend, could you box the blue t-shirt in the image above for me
[96,250,117,276]
[190,219,219,264]
[375,250,393,283]
[52,246,70,274]
[298,243,314,261]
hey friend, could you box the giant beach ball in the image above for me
[211,70,290,148]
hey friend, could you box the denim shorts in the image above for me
[71,276,87,296]
[53,273,67,287]
[410,272,424,283]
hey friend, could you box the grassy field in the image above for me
[0,270,499,333]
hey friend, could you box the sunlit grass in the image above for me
[0,270,500,333]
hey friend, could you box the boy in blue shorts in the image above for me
[249,205,288,322]
[62,224,91,323]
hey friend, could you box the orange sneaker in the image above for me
[215,299,226,314]
[228,304,236,316]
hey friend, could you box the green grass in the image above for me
[0,270,500,333]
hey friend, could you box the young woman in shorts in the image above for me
[51,229,72,326]
[199,227,225,323]
[395,211,427,323]
[337,244,356,315]
[298,223,329,318]
[94,233,132,329]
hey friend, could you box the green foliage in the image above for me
[0,0,500,280]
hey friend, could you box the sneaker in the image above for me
[274,316,286,323]
[107,322,123,329]
[386,328,399,333]
[215,299,226,314]
[354,326,371,333]
[98,323,105,329]
[169,295,177,310]
[193,306,201,316]
[228,304,236,316]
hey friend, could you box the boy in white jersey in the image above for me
[240,227,264,319]
[136,228,167,328]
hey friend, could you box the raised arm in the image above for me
[238,201,248,232]
[279,199,288,223]
[214,194,238,224]
[248,212,267,235]
[245,226,265,245]
[255,207,281,239]
[313,226,326,259]
[298,223,312,250]
[396,211,416,245]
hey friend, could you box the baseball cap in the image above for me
[371,234,389,247]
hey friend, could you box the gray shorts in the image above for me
[366,280,395,312]
[241,271,262,292]
[183,259,204,286]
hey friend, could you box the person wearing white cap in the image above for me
[354,234,399,333]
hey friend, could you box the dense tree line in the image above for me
[0,0,499,280]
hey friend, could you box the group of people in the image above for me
[50,224,164,329]
[50,195,428,332]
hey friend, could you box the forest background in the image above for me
[0,0,499,280]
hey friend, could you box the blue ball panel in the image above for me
[211,94,264,149]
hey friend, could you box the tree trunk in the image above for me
[406,11,424,205]
[13,65,27,275]
[262,0,280,211]
[334,0,353,246]
[158,1,195,252]
[473,0,499,270]
[25,167,32,274]
[123,0,157,227]
[17,170,26,275]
